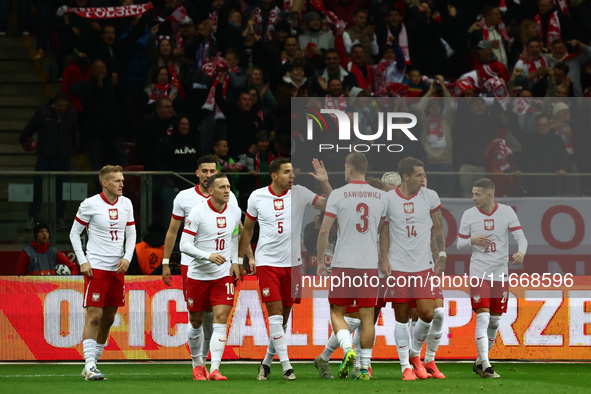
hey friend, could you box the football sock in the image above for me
[269,315,292,371]
[320,332,339,362]
[409,319,417,342]
[95,342,106,362]
[187,324,204,368]
[353,329,361,368]
[410,318,432,358]
[262,340,276,366]
[360,347,372,370]
[488,315,501,352]
[83,339,97,371]
[209,323,226,372]
[475,312,491,369]
[425,307,444,364]
[202,311,214,361]
[336,328,353,352]
[395,321,411,371]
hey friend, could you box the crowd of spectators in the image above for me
[12,0,591,206]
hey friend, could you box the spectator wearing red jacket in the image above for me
[16,223,80,275]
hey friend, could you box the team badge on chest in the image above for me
[109,209,118,220]
[404,202,414,214]
[217,217,226,228]
[484,219,494,231]
[273,199,284,211]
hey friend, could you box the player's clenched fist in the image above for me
[162,264,172,286]
[80,262,93,277]
[209,253,226,265]
[471,234,492,247]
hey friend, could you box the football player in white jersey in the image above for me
[161,155,248,374]
[179,173,242,381]
[457,178,527,379]
[317,153,387,381]
[379,157,446,381]
[70,165,137,380]
[239,157,299,381]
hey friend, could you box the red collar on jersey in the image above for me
[349,181,367,184]
[100,192,118,206]
[208,198,227,213]
[395,185,419,200]
[195,185,209,199]
[268,184,288,197]
[478,202,498,216]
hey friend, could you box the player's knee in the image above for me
[214,312,229,325]
[189,314,203,329]
[419,309,434,323]
[86,312,102,326]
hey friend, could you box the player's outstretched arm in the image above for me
[239,216,256,274]
[309,158,333,200]
[431,209,447,275]
[316,214,335,276]
[162,217,182,286]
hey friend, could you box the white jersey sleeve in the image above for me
[246,185,292,267]
[325,181,386,269]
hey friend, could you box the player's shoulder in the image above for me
[420,187,440,199]
[118,195,133,207]
[463,206,479,218]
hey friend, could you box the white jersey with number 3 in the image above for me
[183,199,242,281]
[246,185,292,267]
[172,185,238,267]
[386,186,441,273]
[325,181,386,269]
[458,202,523,281]
[74,193,135,271]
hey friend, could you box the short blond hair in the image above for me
[99,165,124,182]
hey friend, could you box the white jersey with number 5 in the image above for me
[182,199,242,281]
[324,181,386,269]
[386,186,441,273]
[246,185,292,267]
[172,185,238,267]
[458,203,524,281]
[73,193,135,271]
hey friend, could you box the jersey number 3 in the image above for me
[356,203,369,233]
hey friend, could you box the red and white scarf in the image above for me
[482,76,509,109]
[427,115,446,149]
[535,11,561,47]
[209,10,219,32]
[148,83,170,105]
[254,6,279,35]
[480,16,512,45]
[167,5,187,23]
[324,94,346,125]
[387,23,410,65]
[555,0,570,16]
[525,55,548,83]
[56,3,153,18]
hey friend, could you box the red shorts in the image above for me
[83,269,125,308]
[387,269,441,304]
[407,280,444,309]
[328,268,379,308]
[345,304,359,314]
[186,275,235,312]
[181,265,188,302]
[471,280,508,314]
[257,266,302,307]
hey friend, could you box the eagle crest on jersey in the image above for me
[404,202,414,214]
[92,293,100,302]
[484,219,494,231]
[473,294,481,303]
[187,298,194,307]
[262,287,270,297]
[109,209,118,220]
[217,217,226,228]
[273,199,284,210]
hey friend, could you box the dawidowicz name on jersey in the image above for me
[305,109,418,153]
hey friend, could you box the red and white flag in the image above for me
[167,5,187,23]
[56,3,153,19]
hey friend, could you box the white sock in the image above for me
[353,328,362,367]
[202,311,214,361]
[336,328,353,352]
[409,319,417,342]
[488,315,501,352]
[395,321,410,371]
[95,342,106,362]
[425,307,444,363]
[410,318,432,358]
[344,316,361,333]
[209,323,226,372]
[475,313,491,369]
[269,315,291,371]
[263,339,276,366]
[187,324,204,368]
[320,332,339,362]
[360,347,372,370]
[83,339,97,371]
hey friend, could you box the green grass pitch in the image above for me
[0,362,589,393]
